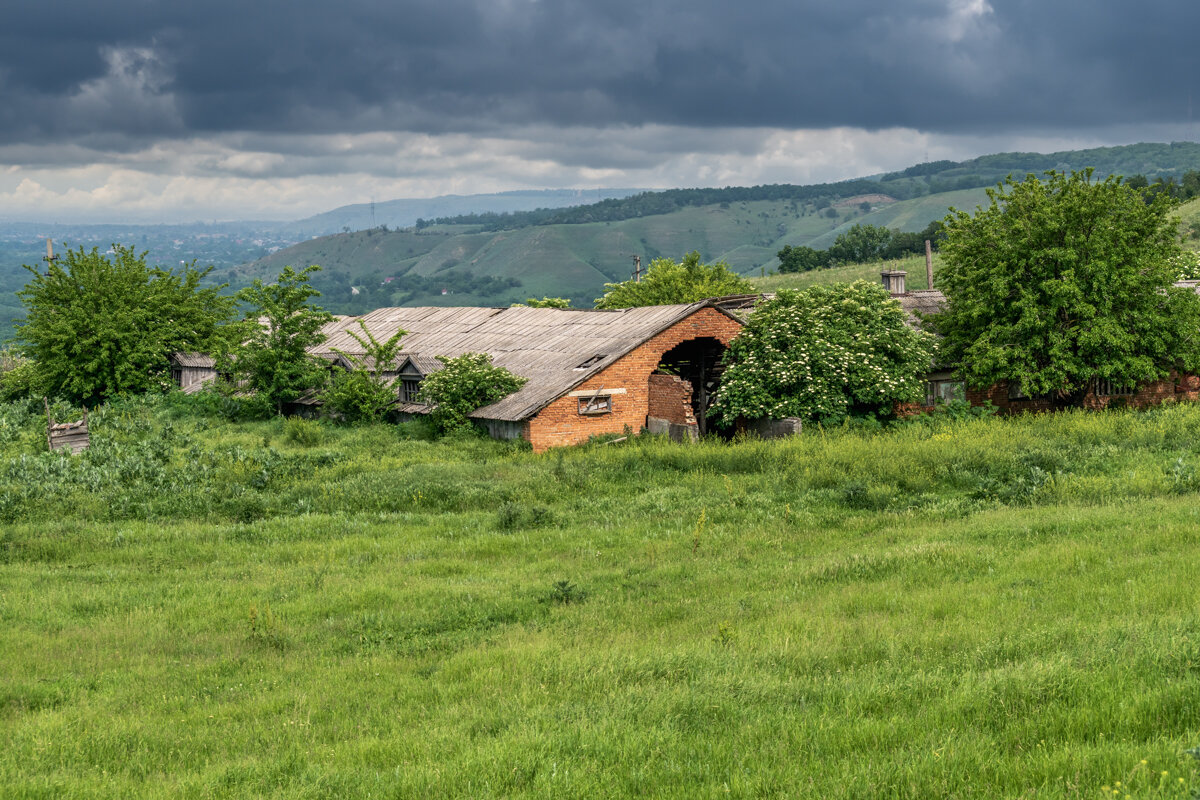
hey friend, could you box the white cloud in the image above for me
[0,123,1192,223]
[941,0,994,43]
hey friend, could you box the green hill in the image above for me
[241,142,1200,314]
[233,192,972,311]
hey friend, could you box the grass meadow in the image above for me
[2,396,1200,797]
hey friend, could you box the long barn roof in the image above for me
[312,302,742,421]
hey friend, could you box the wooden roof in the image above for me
[311,302,742,421]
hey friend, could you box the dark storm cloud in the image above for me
[1,0,1197,149]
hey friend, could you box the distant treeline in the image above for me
[411,142,1200,235]
[777,222,944,273]
[415,179,905,232]
[1126,171,1200,202]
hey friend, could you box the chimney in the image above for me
[881,269,907,296]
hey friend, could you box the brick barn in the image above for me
[311,300,745,452]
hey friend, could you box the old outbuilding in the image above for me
[312,300,745,451]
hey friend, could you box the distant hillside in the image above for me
[279,189,644,237]
[229,190,986,311]
[409,142,1200,232]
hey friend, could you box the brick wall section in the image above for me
[524,306,743,452]
[648,374,697,426]
[901,372,1200,417]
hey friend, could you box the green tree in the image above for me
[776,245,829,274]
[595,252,754,308]
[223,266,334,415]
[826,224,894,264]
[418,352,527,433]
[936,170,1200,407]
[710,282,936,427]
[15,244,235,404]
[322,321,407,423]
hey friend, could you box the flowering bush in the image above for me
[710,281,937,427]
[1171,250,1200,280]
[419,352,527,433]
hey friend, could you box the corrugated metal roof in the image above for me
[897,290,947,325]
[310,301,742,421]
[171,352,215,368]
[398,354,445,374]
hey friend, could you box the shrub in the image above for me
[284,417,327,447]
[0,359,38,403]
[322,321,407,423]
[418,353,527,434]
[711,282,937,427]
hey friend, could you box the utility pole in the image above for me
[632,255,641,283]
[925,239,934,289]
[43,238,58,272]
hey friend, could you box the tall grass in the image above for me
[2,395,1200,797]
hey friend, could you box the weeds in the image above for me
[247,602,288,652]
[495,502,554,531]
[284,417,327,446]
[547,579,587,605]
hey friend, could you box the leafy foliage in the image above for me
[711,282,936,426]
[418,352,527,433]
[936,170,1200,406]
[14,244,235,404]
[0,346,36,402]
[775,245,829,274]
[594,251,754,308]
[513,297,572,308]
[222,266,333,414]
[322,320,407,423]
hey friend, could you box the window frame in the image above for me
[399,376,423,404]
[577,394,613,415]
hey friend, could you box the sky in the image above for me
[2,0,1198,223]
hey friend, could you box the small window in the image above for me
[578,395,612,415]
[1096,379,1133,397]
[400,378,423,403]
[171,368,183,386]
[926,379,965,406]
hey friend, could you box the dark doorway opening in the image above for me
[656,337,728,436]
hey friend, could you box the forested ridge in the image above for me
[419,141,1200,231]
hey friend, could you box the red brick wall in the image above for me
[901,373,1200,416]
[648,374,697,426]
[525,306,743,452]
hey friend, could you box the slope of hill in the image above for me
[238,143,1200,315]
[281,189,644,237]
[230,192,971,310]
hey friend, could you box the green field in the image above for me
[3,396,1200,797]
